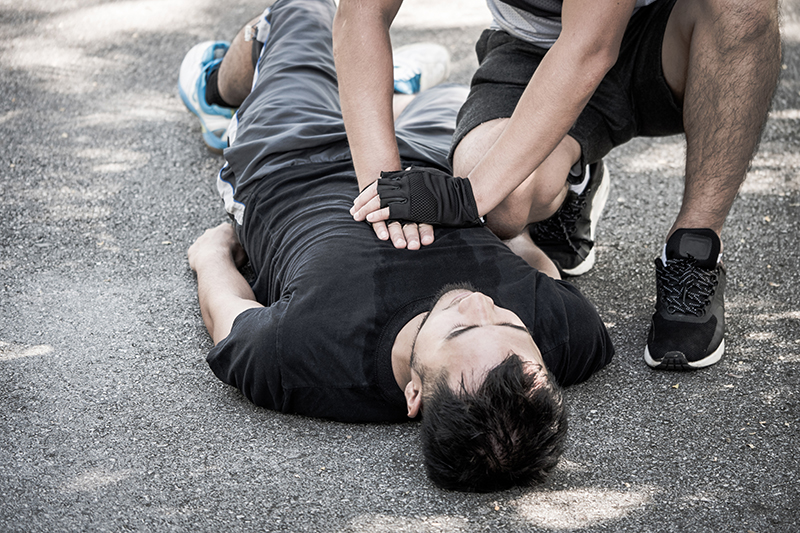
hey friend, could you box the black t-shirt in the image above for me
[207,158,613,423]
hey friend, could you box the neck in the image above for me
[391,312,427,389]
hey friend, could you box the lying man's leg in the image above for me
[215,17,262,108]
[178,9,266,152]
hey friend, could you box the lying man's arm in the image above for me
[188,223,263,345]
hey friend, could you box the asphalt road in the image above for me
[1,0,798,531]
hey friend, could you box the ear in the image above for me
[404,380,422,419]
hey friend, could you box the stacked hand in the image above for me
[350,167,482,249]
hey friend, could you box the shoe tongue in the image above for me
[666,229,720,269]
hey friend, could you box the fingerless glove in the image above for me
[377,167,482,227]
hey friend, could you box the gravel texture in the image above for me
[1,0,798,531]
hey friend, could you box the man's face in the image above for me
[411,286,546,393]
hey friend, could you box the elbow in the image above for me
[597,50,618,80]
[588,32,622,72]
[581,45,618,88]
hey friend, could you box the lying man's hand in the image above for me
[188,222,248,272]
[350,167,483,242]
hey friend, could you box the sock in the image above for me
[204,64,233,108]
[661,243,722,266]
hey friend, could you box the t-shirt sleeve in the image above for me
[539,279,615,387]
[206,304,287,410]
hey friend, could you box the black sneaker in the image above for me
[528,160,610,276]
[644,228,726,370]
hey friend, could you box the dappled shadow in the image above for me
[0,0,798,532]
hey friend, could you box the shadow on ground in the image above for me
[1,1,798,531]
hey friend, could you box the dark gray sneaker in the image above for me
[528,160,610,276]
[644,228,726,370]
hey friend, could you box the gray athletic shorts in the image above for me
[222,0,468,200]
[450,0,683,172]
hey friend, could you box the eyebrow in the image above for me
[445,323,531,341]
[409,312,431,358]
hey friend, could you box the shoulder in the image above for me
[537,279,614,386]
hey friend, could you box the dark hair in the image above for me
[419,354,567,492]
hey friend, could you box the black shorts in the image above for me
[451,0,683,171]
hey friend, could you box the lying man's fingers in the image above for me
[188,222,245,271]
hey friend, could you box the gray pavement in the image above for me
[1,0,799,531]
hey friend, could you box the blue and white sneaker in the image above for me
[393,43,451,95]
[178,41,235,153]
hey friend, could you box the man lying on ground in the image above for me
[180,0,613,492]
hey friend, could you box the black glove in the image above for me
[377,167,483,227]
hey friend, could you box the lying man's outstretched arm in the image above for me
[188,223,263,344]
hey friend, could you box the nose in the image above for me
[457,292,496,321]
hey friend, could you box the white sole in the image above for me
[561,165,610,276]
[644,339,725,369]
[589,165,611,242]
[561,248,595,276]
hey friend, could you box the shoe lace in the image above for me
[529,192,587,250]
[656,258,719,316]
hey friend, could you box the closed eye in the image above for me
[445,323,530,341]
